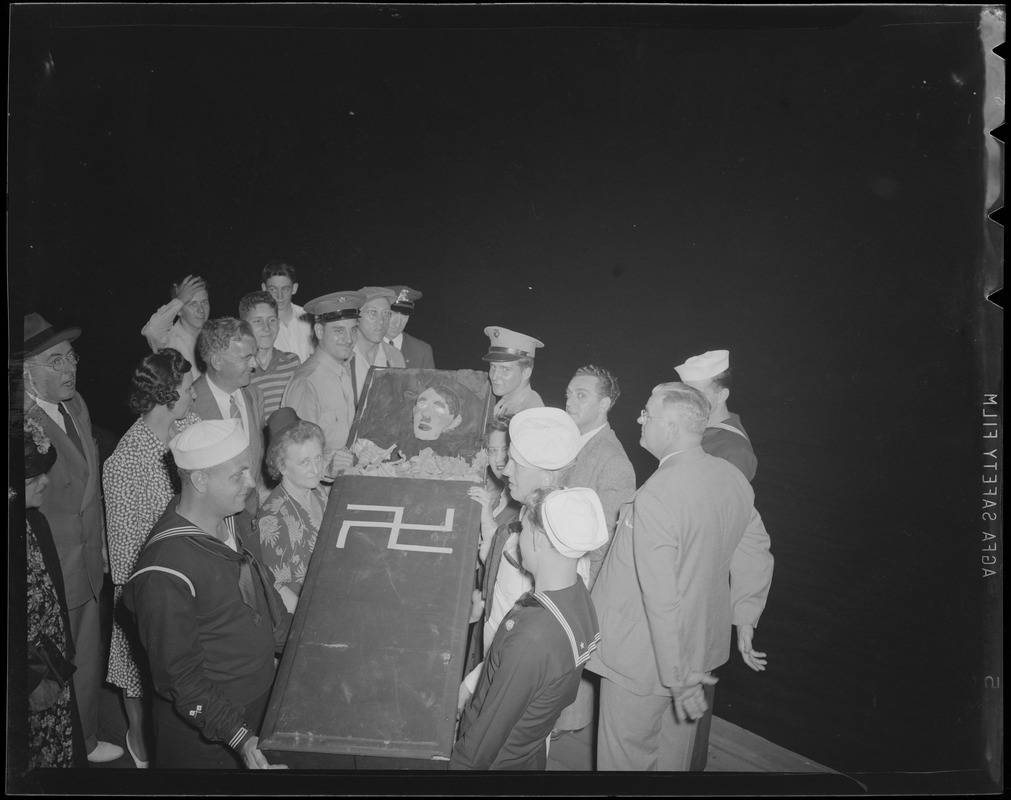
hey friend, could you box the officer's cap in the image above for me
[482,326,544,362]
[386,286,423,315]
[304,291,364,323]
[358,286,397,308]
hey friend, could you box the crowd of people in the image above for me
[13,260,774,773]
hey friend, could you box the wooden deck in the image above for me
[547,715,836,773]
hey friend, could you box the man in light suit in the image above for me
[21,313,124,763]
[384,286,435,369]
[192,317,267,515]
[587,382,774,771]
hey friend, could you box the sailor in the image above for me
[451,486,608,770]
[384,286,435,369]
[675,349,758,481]
[124,419,291,769]
[482,326,545,417]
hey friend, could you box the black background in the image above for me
[8,4,1001,794]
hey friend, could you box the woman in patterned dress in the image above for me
[251,408,328,614]
[23,416,86,769]
[103,348,200,768]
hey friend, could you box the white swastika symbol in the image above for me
[336,505,456,554]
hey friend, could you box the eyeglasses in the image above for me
[638,409,661,423]
[362,308,392,323]
[35,351,80,372]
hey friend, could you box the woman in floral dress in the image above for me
[23,416,85,769]
[252,408,328,614]
[102,349,200,768]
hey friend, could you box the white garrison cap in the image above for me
[674,349,730,382]
[542,487,609,559]
[170,419,248,470]
[508,407,580,471]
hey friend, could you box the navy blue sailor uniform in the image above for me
[701,411,757,482]
[123,500,291,769]
[450,581,599,770]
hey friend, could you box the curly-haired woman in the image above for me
[102,348,200,768]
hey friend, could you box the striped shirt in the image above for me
[250,348,300,418]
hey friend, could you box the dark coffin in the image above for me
[260,368,490,768]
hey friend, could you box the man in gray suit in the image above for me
[563,365,637,587]
[192,318,267,515]
[552,365,638,744]
[21,313,123,763]
[587,382,774,771]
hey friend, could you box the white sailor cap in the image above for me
[508,407,580,471]
[482,326,544,362]
[170,419,248,470]
[674,350,730,382]
[542,487,609,558]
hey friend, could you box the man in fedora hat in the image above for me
[482,326,545,417]
[21,312,123,763]
[124,419,291,769]
[383,286,435,370]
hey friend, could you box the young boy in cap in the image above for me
[124,419,291,770]
[283,291,364,478]
[482,326,545,416]
[350,286,406,405]
[675,349,758,481]
[384,285,435,369]
[450,486,607,770]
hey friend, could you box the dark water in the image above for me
[9,6,998,790]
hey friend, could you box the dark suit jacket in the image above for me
[399,332,435,370]
[26,393,105,610]
[191,375,266,516]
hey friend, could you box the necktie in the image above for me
[349,355,359,405]
[229,394,244,431]
[58,403,85,456]
[387,338,399,350]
